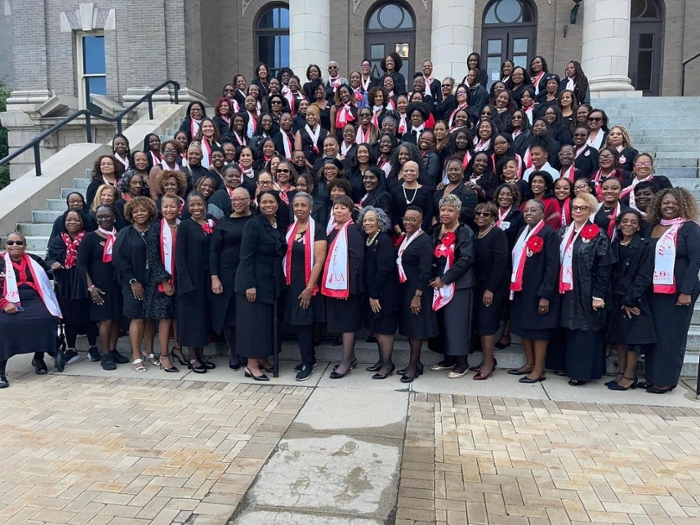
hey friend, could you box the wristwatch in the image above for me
[129,278,138,285]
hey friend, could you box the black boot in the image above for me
[0,372,8,388]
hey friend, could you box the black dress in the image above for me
[144,221,178,321]
[432,183,478,228]
[0,255,59,361]
[607,235,656,350]
[497,207,526,252]
[235,215,287,358]
[398,233,438,340]
[176,218,214,347]
[113,225,154,320]
[647,222,700,388]
[364,232,400,335]
[46,234,90,326]
[559,226,614,382]
[77,232,122,322]
[324,224,365,333]
[474,227,509,336]
[391,185,435,232]
[510,225,561,340]
[209,214,253,334]
[284,224,326,326]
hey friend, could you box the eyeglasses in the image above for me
[257,180,273,186]
[5,240,24,246]
[474,212,491,217]
[574,185,588,191]
[588,117,602,122]
[329,65,338,70]
[277,169,290,173]
[163,148,177,154]
[571,205,589,212]
[231,197,249,203]
[634,161,652,167]
[599,154,614,160]
[512,115,522,120]
[456,90,467,95]
[402,217,419,223]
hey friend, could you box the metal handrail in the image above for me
[681,53,700,97]
[0,79,180,177]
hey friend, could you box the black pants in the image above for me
[65,322,98,349]
[297,325,316,366]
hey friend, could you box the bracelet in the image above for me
[88,285,95,292]
[414,294,422,298]
[129,278,138,285]
[592,296,604,302]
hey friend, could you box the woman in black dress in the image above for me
[46,209,98,364]
[49,192,96,241]
[113,197,165,372]
[472,202,509,379]
[360,206,400,379]
[606,209,656,391]
[397,206,437,382]
[593,177,630,241]
[144,194,182,372]
[284,192,327,381]
[321,195,365,379]
[427,195,476,379]
[0,232,62,387]
[210,187,253,371]
[620,153,672,208]
[465,152,500,202]
[356,166,392,218]
[176,192,217,374]
[509,199,561,383]
[432,157,478,227]
[77,205,128,370]
[391,160,434,234]
[235,190,287,381]
[558,192,614,386]
[645,188,700,393]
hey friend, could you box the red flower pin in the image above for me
[201,219,214,235]
[580,224,599,241]
[526,235,544,254]
[442,232,456,246]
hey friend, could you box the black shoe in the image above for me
[245,368,269,381]
[88,346,101,362]
[507,367,533,376]
[568,379,587,386]
[333,358,357,372]
[64,349,80,365]
[171,347,187,366]
[366,360,382,372]
[494,339,511,350]
[54,349,65,372]
[372,364,395,380]
[296,365,314,381]
[32,358,48,375]
[101,353,116,371]
[400,363,423,383]
[519,374,546,384]
[608,375,637,391]
[229,362,241,371]
[330,361,356,379]
[187,360,207,374]
[159,355,179,373]
[0,372,8,388]
[554,370,567,376]
[202,359,216,370]
[109,349,129,365]
[646,384,674,394]
[295,358,318,372]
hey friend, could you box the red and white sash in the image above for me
[560,165,576,181]
[523,105,535,125]
[474,138,491,152]
[532,71,546,95]
[510,220,545,294]
[371,105,383,128]
[361,76,372,92]
[424,77,434,98]
[653,218,687,294]
[432,232,456,310]
[150,151,163,166]
[336,104,355,129]
[448,103,468,128]
[321,220,351,298]
[396,229,423,283]
[356,126,371,144]
[621,175,653,208]
[190,119,201,139]
[599,202,620,240]
[99,227,117,263]
[523,148,533,170]
[246,112,258,138]
[305,124,321,154]
[201,139,213,168]
[341,141,354,157]
[558,223,580,293]
[2,253,62,318]
[284,217,317,293]
[591,169,615,201]
[282,131,295,160]
[158,218,178,292]
[559,198,571,227]
[496,206,512,229]
[398,113,407,135]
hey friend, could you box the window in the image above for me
[365,3,416,79]
[77,33,106,113]
[629,0,664,95]
[256,6,289,78]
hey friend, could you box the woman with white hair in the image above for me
[360,206,400,379]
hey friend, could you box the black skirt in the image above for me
[122,284,145,320]
[399,285,438,340]
[0,288,58,361]
[58,296,90,326]
[607,295,656,346]
[365,310,398,335]
[562,290,605,381]
[236,295,275,358]
[177,290,210,347]
[145,289,177,321]
[435,288,473,356]
[89,281,122,322]
[475,292,506,336]
[326,294,363,333]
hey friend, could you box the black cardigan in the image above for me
[430,224,475,290]
[364,232,400,315]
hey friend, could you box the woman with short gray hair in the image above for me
[359,206,400,379]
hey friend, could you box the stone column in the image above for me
[581,0,636,95]
[289,0,330,76]
[430,0,475,83]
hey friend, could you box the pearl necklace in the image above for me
[402,184,418,204]
[365,232,379,246]
[478,224,494,239]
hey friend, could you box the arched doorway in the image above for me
[256,5,290,79]
[481,0,537,88]
[365,2,416,80]
[629,0,664,96]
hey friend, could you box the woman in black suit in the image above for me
[607,209,656,390]
[356,165,392,217]
[321,195,365,379]
[427,195,476,379]
[432,157,478,229]
[235,190,287,381]
[645,188,700,393]
[379,52,406,96]
[178,101,207,141]
[397,206,437,382]
[558,192,614,386]
[360,206,400,379]
[508,199,561,383]
[572,125,599,178]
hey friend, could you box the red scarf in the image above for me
[98,227,117,263]
[601,202,620,240]
[284,218,317,293]
[592,169,618,201]
[61,231,85,269]
[432,231,457,310]
[558,198,571,227]
[335,104,355,129]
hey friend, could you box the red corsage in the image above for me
[580,224,599,241]
[442,232,456,246]
[526,235,544,255]
[434,231,457,258]
[201,219,214,235]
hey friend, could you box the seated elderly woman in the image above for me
[0,232,63,388]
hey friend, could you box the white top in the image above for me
[522,162,559,182]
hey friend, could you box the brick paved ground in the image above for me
[397,393,700,525]
[0,374,310,525]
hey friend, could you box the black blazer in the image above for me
[431,224,475,290]
[426,78,442,102]
[364,232,400,315]
[325,224,365,296]
[234,214,287,304]
[380,71,406,96]
[610,234,653,306]
[361,191,392,218]
[574,146,599,178]
[432,183,478,228]
[434,95,456,122]
[212,115,231,138]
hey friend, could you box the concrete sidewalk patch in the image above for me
[234,510,383,524]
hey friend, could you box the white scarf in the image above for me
[190,119,201,139]
[159,218,178,291]
[160,159,175,171]
[622,175,653,208]
[587,130,604,149]
[566,77,575,91]
[474,138,491,152]
[510,220,545,297]
[321,220,351,298]
[2,252,62,318]
[246,112,258,138]
[532,71,546,95]
[282,131,294,160]
[341,141,354,156]
[654,218,688,294]
[361,75,372,92]
[559,223,580,292]
[115,153,129,170]
[356,126,372,144]
[396,229,423,282]
[99,227,117,263]
[305,124,321,153]
[423,77,433,98]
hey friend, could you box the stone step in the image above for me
[660,167,699,178]
[46,199,67,211]
[16,222,52,236]
[636,141,700,151]
[61,187,86,199]
[23,236,49,253]
[610,117,700,128]
[664,178,700,190]
[633,129,700,138]
[692,305,700,326]
[32,210,62,224]
[654,157,699,168]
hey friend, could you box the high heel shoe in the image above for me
[608,375,638,391]
[473,367,495,380]
[245,368,269,381]
[519,374,546,383]
[333,358,357,372]
[494,338,511,350]
[187,359,207,374]
[159,354,179,373]
[400,363,423,383]
[646,384,674,394]
[202,358,216,370]
[171,346,187,366]
[366,360,382,372]
[471,358,497,373]
[372,364,395,380]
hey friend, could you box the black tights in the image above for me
[297,325,316,365]
[223,327,241,367]
[65,322,98,348]
[0,352,45,373]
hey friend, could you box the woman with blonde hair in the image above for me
[603,125,638,173]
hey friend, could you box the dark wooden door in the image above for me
[629,20,663,96]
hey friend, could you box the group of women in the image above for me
[0,55,697,394]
